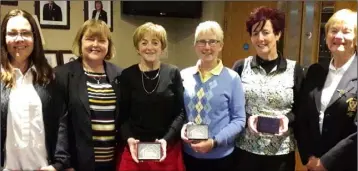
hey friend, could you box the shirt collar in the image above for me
[194,59,224,75]
[250,53,287,71]
[329,53,356,72]
[13,65,37,76]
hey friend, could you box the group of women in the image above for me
[0,6,356,171]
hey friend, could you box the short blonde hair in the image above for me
[325,9,357,38]
[133,22,167,50]
[72,19,115,60]
[194,21,224,44]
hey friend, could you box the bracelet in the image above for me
[211,139,217,149]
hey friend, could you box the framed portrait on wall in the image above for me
[44,50,60,68]
[59,50,78,65]
[0,1,18,6]
[34,1,70,29]
[84,1,113,31]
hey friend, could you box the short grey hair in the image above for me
[194,20,224,44]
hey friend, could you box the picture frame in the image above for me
[59,50,78,65]
[0,1,18,6]
[84,1,113,32]
[34,1,70,29]
[44,50,60,68]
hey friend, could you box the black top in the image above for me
[119,63,186,144]
[256,55,280,74]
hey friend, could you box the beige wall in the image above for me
[1,1,225,69]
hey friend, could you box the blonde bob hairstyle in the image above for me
[72,19,115,60]
[325,9,357,41]
[133,22,167,50]
[194,20,224,44]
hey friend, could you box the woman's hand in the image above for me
[181,122,194,144]
[247,115,259,133]
[39,165,56,171]
[190,138,215,153]
[276,115,289,136]
[127,137,140,163]
[155,139,167,162]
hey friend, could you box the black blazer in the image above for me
[92,10,107,24]
[43,3,62,21]
[296,56,357,171]
[1,76,69,170]
[54,59,122,171]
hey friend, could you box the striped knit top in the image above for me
[85,71,116,170]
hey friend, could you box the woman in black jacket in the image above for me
[92,1,107,24]
[296,9,357,171]
[1,9,69,170]
[55,19,122,171]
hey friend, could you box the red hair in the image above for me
[246,6,285,36]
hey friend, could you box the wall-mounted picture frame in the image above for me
[59,50,78,65]
[84,1,113,32]
[0,1,18,6]
[44,50,60,68]
[34,1,70,29]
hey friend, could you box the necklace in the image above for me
[92,76,101,84]
[142,70,160,80]
[141,72,160,94]
[84,70,103,84]
[140,64,160,80]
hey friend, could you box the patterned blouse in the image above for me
[232,55,304,155]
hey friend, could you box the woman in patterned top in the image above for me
[180,21,246,171]
[54,19,122,171]
[232,6,304,171]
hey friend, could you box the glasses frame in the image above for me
[195,39,221,47]
[6,31,35,40]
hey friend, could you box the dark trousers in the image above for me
[235,148,295,171]
[183,152,234,171]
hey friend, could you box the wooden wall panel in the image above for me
[222,1,277,68]
[335,1,357,11]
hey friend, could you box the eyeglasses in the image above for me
[6,31,34,40]
[196,39,220,47]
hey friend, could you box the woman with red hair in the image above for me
[232,6,304,171]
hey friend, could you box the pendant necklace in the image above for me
[84,68,103,84]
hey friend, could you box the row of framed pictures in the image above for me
[44,50,78,68]
[0,1,18,6]
[1,1,113,31]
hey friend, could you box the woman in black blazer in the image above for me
[1,9,69,170]
[296,9,357,171]
[92,1,107,24]
[55,19,122,171]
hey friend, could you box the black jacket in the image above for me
[43,2,62,21]
[92,10,107,24]
[296,56,357,171]
[54,59,122,171]
[1,75,69,170]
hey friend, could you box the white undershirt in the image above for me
[95,11,100,20]
[319,54,356,133]
[4,67,48,170]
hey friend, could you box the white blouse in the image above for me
[4,67,48,170]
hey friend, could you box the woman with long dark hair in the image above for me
[1,9,69,171]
